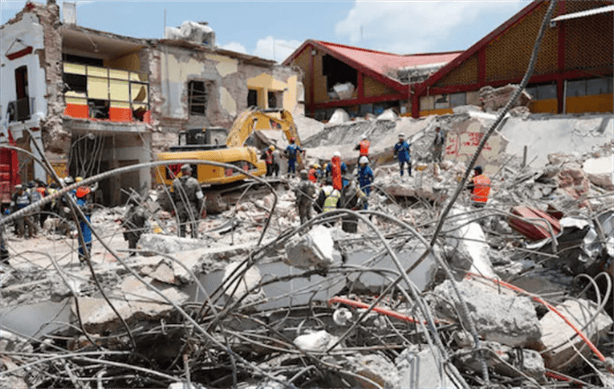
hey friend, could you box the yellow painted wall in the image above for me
[363,75,396,97]
[566,94,613,114]
[529,99,557,114]
[105,52,141,72]
[205,53,238,77]
[247,73,300,114]
[313,52,328,103]
[420,108,454,117]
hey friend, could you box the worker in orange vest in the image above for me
[308,163,320,183]
[354,134,370,164]
[467,166,491,207]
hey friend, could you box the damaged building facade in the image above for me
[149,38,302,154]
[283,39,460,121]
[1,1,302,205]
[285,0,613,121]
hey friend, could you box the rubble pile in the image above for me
[1,112,613,389]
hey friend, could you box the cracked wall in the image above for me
[150,43,300,153]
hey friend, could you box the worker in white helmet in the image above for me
[357,156,374,204]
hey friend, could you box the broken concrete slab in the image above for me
[73,276,189,333]
[583,155,613,190]
[328,108,350,124]
[479,84,531,112]
[284,225,339,269]
[395,345,457,388]
[444,207,496,278]
[538,298,613,372]
[433,278,541,347]
[138,234,205,255]
[222,261,264,305]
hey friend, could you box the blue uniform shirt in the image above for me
[394,141,411,162]
[358,165,374,189]
[285,144,302,160]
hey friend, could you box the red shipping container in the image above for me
[508,206,562,241]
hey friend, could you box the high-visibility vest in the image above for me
[331,157,342,191]
[471,174,491,203]
[36,187,46,197]
[265,150,273,164]
[308,168,317,183]
[323,189,341,213]
[359,140,370,156]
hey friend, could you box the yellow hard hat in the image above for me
[75,176,83,183]
[269,145,275,151]
[314,164,320,169]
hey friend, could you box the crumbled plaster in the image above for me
[219,87,237,117]
[205,53,238,77]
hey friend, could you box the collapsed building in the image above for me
[284,0,613,120]
[0,0,303,205]
[1,1,613,389]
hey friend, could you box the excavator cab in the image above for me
[171,127,228,151]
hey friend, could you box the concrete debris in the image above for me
[433,278,541,347]
[538,299,613,372]
[284,225,339,269]
[137,233,205,255]
[293,330,339,352]
[1,108,613,388]
[339,353,400,388]
[479,84,531,112]
[395,345,457,388]
[327,108,351,124]
[332,82,355,100]
[583,155,613,190]
[456,341,546,383]
[164,21,215,46]
[376,108,398,121]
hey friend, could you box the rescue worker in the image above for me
[28,181,43,228]
[433,126,446,163]
[339,174,366,233]
[285,137,304,176]
[326,151,347,190]
[262,145,278,177]
[75,185,94,262]
[35,180,49,228]
[355,134,370,164]
[172,164,204,238]
[356,156,374,209]
[308,163,320,183]
[467,166,491,208]
[314,177,341,227]
[11,184,36,238]
[122,194,148,256]
[294,170,316,225]
[394,133,412,177]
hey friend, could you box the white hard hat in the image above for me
[180,164,192,171]
[398,133,405,138]
[361,134,367,140]
[359,156,369,164]
[333,151,341,158]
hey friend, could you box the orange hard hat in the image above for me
[76,187,91,198]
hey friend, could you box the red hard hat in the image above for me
[290,137,295,142]
[76,187,91,198]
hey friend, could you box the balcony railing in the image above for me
[63,63,150,123]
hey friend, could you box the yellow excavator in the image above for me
[155,107,301,212]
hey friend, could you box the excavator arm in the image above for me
[225,107,300,148]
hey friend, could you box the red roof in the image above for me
[282,39,462,92]
[314,40,462,75]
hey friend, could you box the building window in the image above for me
[586,77,613,95]
[267,91,277,109]
[450,92,466,107]
[247,89,258,107]
[188,80,207,116]
[434,95,449,110]
[567,79,586,97]
[10,66,30,122]
[322,54,357,91]
[526,83,557,100]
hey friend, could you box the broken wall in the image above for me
[150,43,300,153]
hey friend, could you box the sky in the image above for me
[1,1,530,63]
